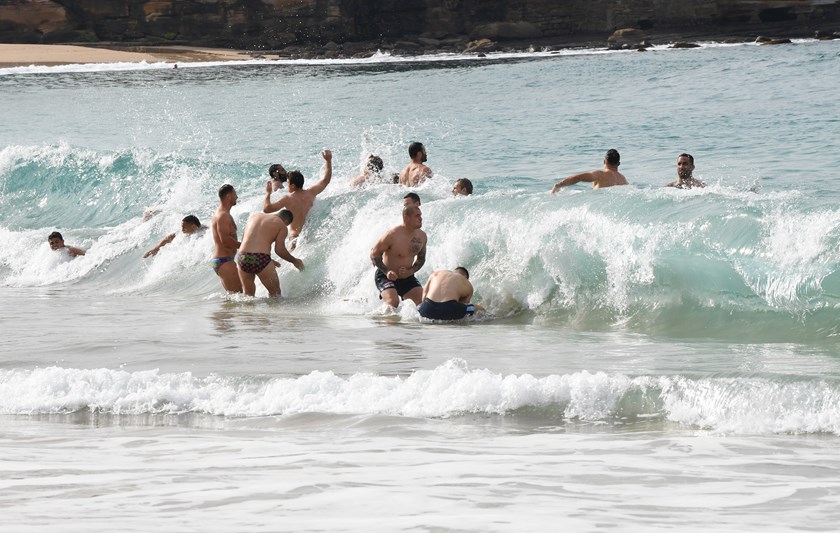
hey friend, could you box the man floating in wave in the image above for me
[403,192,421,207]
[263,150,332,250]
[452,178,473,196]
[418,267,484,321]
[48,231,85,257]
[370,204,427,308]
[399,142,432,187]
[211,184,242,293]
[550,148,628,192]
[237,209,303,297]
[665,153,705,189]
[350,155,384,187]
[143,215,205,258]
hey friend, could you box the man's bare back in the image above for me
[551,149,628,192]
[424,269,473,304]
[237,210,303,297]
[263,150,332,241]
[399,162,432,187]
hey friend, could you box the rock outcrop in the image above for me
[0,0,838,51]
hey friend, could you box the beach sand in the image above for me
[0,44,253,67]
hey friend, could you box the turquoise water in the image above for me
[2,41,840,531]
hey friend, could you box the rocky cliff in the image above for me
[1,0,839,50]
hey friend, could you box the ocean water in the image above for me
[2,40,840,531]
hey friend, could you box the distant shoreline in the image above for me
[1,29,836,67]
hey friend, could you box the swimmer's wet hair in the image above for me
[269,164,287,181]
[456,178,473,195]
[182,215,201,227]
[218,183,235,199]
[403,192,421,205]
[605,149,620,166]
[48,231,62,241]
[455,266,469,278]
[288,171,304,188]
[679,153,694,164]
[279,209,294,224]
[367,155,384,172]
[409,142,425,159]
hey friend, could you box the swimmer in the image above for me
[263,149,332,249]
[665,153,705,189]
[350,155,384,187]
[403,192,421,207]
[143,215,205,258]
[550,149,628,192]
[452,178,473,196]
[370,204,427,308]
[268,163,288,193]
[399,142,432,187]
[418,267,485,321]
[211,184,242,293]
[48,231,85,257]
[237,209,303,297]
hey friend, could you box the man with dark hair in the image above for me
[48,231,85,257]
[666,153,705,189]
[370,204,427,308]
[268,164,287,193]
[403,192,421,207]
[399,142,432,187]
[550,148,628,192]
[452,178,473,196]
[237,209,303,297]
[211,184,242,293]
[263,150,332,249]
[350,155,385,187]
[418,267,483,320]
[143,215,205,258]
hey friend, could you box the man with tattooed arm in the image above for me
[369,204,427,308]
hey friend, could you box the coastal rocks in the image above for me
[755,36,792,45]
[671,42,701,49]
[0,0,68,40]
[814,30,838,40]
[463,38,496,53]
[607,28,646,50]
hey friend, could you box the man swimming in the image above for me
[403,192,421,207]
[237,209,303,297]
[263,149,332,249]
[665,153,705,189]
[211,184,242,293]
[452,178,473,196]
[418,267,484,321]
[143,215,204,258]
[399,142,432,187]
[550,149,628,192]
[370,204,427,308]
[48,231,85,257]
[350,155,384,187]
[268,163,288,193]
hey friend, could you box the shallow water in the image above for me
[2,40,840,530]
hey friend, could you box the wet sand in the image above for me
[0,44,252,67]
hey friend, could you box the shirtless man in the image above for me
[143,215,204,258]
[268,163,288,193]
[48,231,85,257]
[350,155,384,187]
[550,149,628,192]
[370,204,427,308]
[399,142,432,187]
[263,150,332,249]
[211,184,242,293]
[237,209,304,297]
[418,267,484,321]
[452,178,473,196]
[665,153,705,189]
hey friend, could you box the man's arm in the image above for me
[370,232,396,279]
[307,150,333,196]
[263,180,290,213]
[218,215,240,249]
[408,242,427,276]
[274,231,303,271]
[551,172,594,193]
[67,246,86,257]
[143,232,176,258]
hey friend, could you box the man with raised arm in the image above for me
[370,204,427,308]
[418,267,484,321]
[237,209,304,297]
[143,215,205,258]
[263,149,332,249]
[665,153,705,189]
[550,149,628,192]
[211,184,242,293]
[399,142,432,187]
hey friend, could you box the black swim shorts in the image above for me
[375,269,422,297]
[417,298,476,321]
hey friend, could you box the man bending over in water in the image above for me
[143,215,204,258]
[370,204,427,308]
[211,184,242,293]
[263,149,332,249]
[418,267,484,321]
[665,153,705,189]
[237,209,303,297]
[551,149,628,192]
[48,231,85,257]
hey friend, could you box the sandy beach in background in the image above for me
[0,44,253,67]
